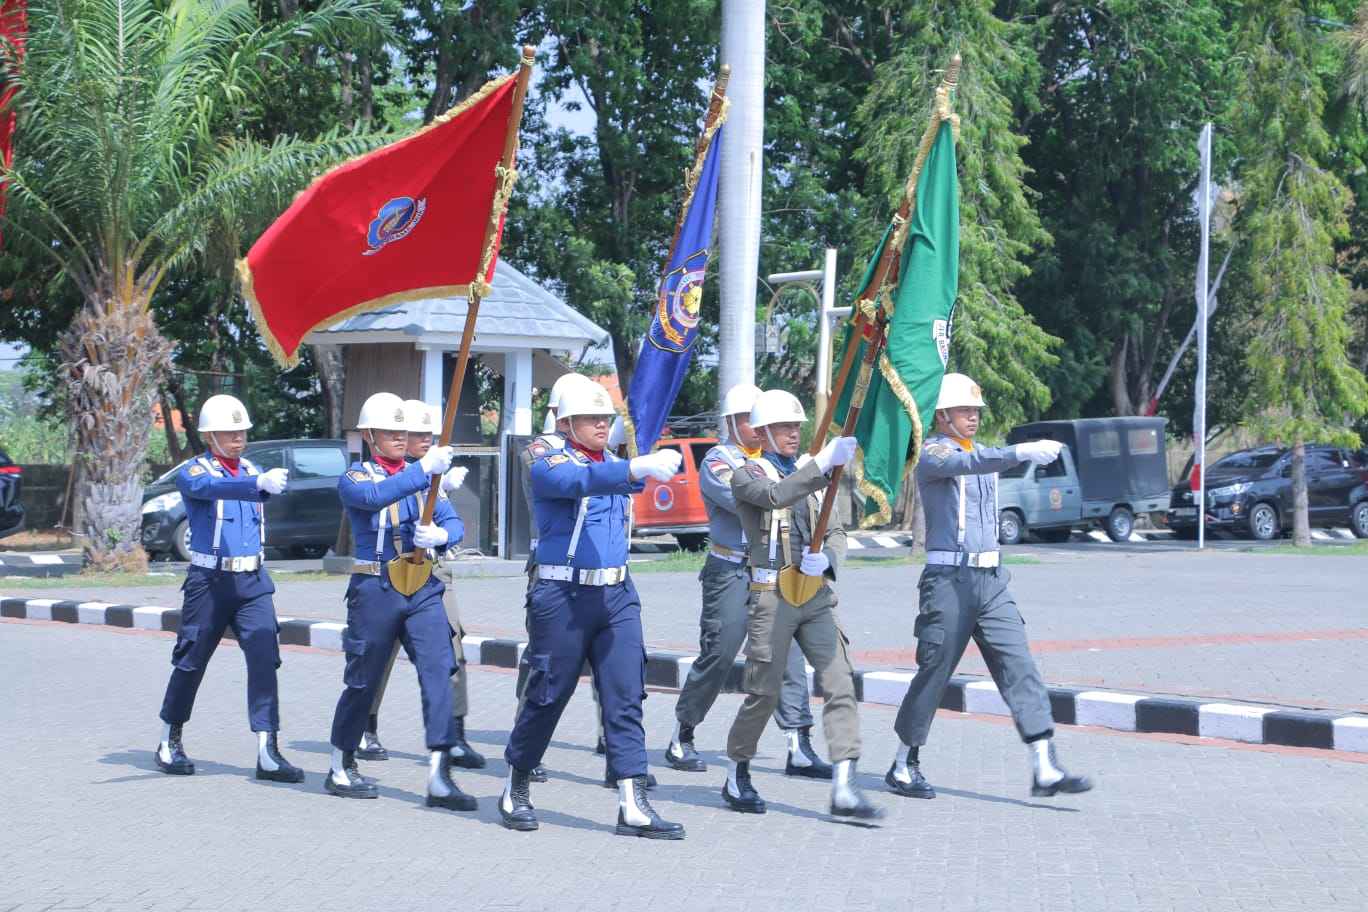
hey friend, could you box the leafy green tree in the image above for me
[855,0,1057,434]
[2,0,383,569]
[1231,0,1368,545]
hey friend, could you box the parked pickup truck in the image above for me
[997,417,1171,544]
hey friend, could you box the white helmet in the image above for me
[935,373,986,410]
[721,383,762,417]
[357,392,408,431]
[198,394,252,432]
[556,382,617,421]
[543,373,598,433]
[749,389,806,429]
[403,399,439,435]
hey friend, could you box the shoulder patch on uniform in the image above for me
[546,454,571,468]
[924,443,953,461]
[744,463,768,479]
[187,465,206,477]
[347,470,370,482]
[704,457,733,482]
[527,441,550,459]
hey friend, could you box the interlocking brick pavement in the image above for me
[4,619,1368,911]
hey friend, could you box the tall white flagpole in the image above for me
[1195,123,1213,550]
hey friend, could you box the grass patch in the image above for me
[1249,540,1368,556]
[838,553,1043,569]
[628,550,707,574]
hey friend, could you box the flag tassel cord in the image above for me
[620,65,732,459]
[415,44,536,532]
[822,54,962,528]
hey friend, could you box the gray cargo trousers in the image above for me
[674,554,814,732]
[894,564,1054,745]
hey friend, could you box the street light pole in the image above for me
[766,248,847,417]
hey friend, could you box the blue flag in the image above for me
[625,123,724,455]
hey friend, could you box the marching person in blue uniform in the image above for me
[323,392,475,810]
[154,394,303,783]
[885,373,1093,800]
[356,399,482,770]
[666,383,830,778]
[500,382,683,838]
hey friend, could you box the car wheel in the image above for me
[1104,506,1134,542]
[172,519,193,561]
[998,510,1024,546]
[675,533,708,552]
[1350,501,1368,539]
[1035,528,1073,543]
[1247,502,1280,541]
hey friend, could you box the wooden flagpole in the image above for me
[415,45,535,534]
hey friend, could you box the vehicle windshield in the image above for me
[1212,451,1281,471]
[1001,462,1031,479]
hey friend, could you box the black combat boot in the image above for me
[355,714,388,761]
[324,751,378,799]
[885,746,936,799]
[155,724,195,776]
[721,761,766,814]
[784,726,834,780]
[529,764,549,783]
[665,724,707,772]
[603,770,657,789]
[830,760,884,820]
[447,716,486,769]
[500,767,539,831]
[1030,740,1093,797]
[255,732,305,783]
[425,750,478,811]
[615,775,685,840]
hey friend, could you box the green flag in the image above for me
[831,119,959,526]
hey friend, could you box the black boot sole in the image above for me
[324,781,377,799]
[614,823,685,840]
[448,752,487,770]
[426,793,478,811]
[155,758,195,776]
[1031,777,1093,797]
[666,747,707,772]
[256,766,305,784]
[885,774,935,799]
[500,813,539,832]
[721,787,766,814]
[785,761,833,780]
[354,748,388,761]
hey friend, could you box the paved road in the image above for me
[4,619,1367,912]
[4,546,1366,710]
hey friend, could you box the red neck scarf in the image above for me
[214,454,241,476]
[570,440,605,463]
[372,453,406,475]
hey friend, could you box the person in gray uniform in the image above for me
[885,373,1093,800]
[666,383,831,779]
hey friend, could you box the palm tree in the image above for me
[1,0,384,570]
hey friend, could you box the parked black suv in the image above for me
[0,447,24,540]
[1167,445,1368,540]
[140,439,348,560]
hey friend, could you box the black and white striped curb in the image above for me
[847,527,1361,547]
[5,593,1366,754]
[0,552,84,576]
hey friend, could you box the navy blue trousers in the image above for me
[505,577,647,780]
[330,573,458,752]
[160,565,281,732]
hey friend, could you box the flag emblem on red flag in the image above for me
[239,72,522,368]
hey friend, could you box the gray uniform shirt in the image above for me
[917,432,1025,554]
[731,459,846,578]
[698,442,750,552]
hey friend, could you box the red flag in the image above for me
[0,0,27,244]
[240,73,521,367]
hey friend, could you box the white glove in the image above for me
[799,550,830,577]
[796,453,814,470]
[256,468,288,495]
[630,449,683,483]
[813,436,858,473]
[419,445,455,475]
[607,416,626,449]
[441,466,468,493]
[1015,440,1063,466]
[413,524,448,549]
